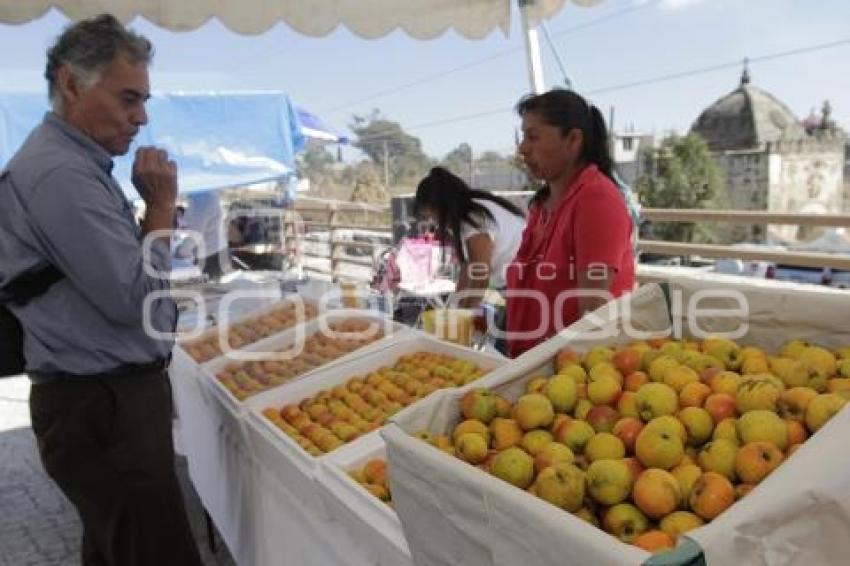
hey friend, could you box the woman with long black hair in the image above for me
[506,89,635,357]
[414,167,525,309]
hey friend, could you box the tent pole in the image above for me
[518,0,545,94]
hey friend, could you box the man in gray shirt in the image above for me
[0,14,201,566]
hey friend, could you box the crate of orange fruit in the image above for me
[381,282,850,566]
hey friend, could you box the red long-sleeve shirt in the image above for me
[505,164,635,358]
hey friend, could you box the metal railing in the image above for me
[276,200,850,280]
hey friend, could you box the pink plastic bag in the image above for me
[396,237,439,287]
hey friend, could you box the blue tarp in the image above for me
[0,91,306,200]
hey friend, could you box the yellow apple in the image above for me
[780,340,810,360]
[525,376,549,394]
[453,419,490,445]
[544,374,578,413]
[663,365,700,393]
[678,406,715,447]
[558,363,588,385]
[584,345,615,370]
[649,355,680,383]
[805,393,848,433]
[490,447,535,489]
[680,381,712,408]
[735,378,781,413]
[602,502,649,543]
[573,398,593,420]
[777,387,818,422]
[612,417,644,453]
[554,419,595,454]
[660,510,704,542]
[589,361,624,386]
[588,376,622,406]
[521,429,554,456]
[460,388,499,424]
[489,417,523,450]
[712,418,740,445]
[585,458,633,505]
[702,337,743,371]
[689,471,735,520]
[633,468,681,519]
[636,383,679,421]
[671,463,703,509]
[585,432,626,462]
[534,442,575,474]
[512,393,555,431]
[735,441,783,484]
[708,371,742,396]
[616,391,640,419]
[799,346,837,382]
[737,409,788,450]
[697,438,737,480]
[635,426,684,470]
[534,462,585,512]
[769,357,811,388]
[643,415,687,443]
[456,433,489,464]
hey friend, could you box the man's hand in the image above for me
[133,147,178,209]
[133,147,178,240]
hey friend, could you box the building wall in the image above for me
[710,137,845,243]
[768,138,845,241]
[712,149,769,242]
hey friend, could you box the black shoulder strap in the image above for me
[1,265,64,306]
[0,169,65,306]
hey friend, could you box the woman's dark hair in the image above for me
[413,167,524,263]
[516,89,615,203]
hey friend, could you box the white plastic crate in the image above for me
[383,281,850,566]
[242,333,504,510]
[316,432,411,565]
[199,309,409,420]
[174,296,322,365]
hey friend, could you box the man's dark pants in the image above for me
[29,369,202,566]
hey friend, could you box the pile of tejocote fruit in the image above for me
[415,338,849,554]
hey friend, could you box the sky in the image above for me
[1,0,849,160]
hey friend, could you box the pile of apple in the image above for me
[263,351,487,456]
[417,338,849,554]
[347,458,392,504]
[182,302,319,362]
[216,319,382,400]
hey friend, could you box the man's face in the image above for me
[61,54,150,156]
[518,111,582,183]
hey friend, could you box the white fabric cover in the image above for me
[0,1,603,39]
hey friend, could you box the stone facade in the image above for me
[691,71,846,243]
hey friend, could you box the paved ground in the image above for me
[0,375,236,566]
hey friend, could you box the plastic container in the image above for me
[242,332,503,510]
[421,308,475,347]
[315,432,411,564]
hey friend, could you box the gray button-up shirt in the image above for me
[0,113,177,375]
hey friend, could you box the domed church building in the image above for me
[691,66,846,242]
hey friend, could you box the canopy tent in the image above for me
[296,107,349,145]
[0,1,605,93]
[0,91,310,199]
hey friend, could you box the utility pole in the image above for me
[468,145,475,189]
[382,140,389,187]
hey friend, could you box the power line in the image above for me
[351,36,850,142]
[320,0,661,115]
[586,38,850,96]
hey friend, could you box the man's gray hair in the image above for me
[45,14,153,114]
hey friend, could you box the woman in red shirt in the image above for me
[505,89,635,357]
